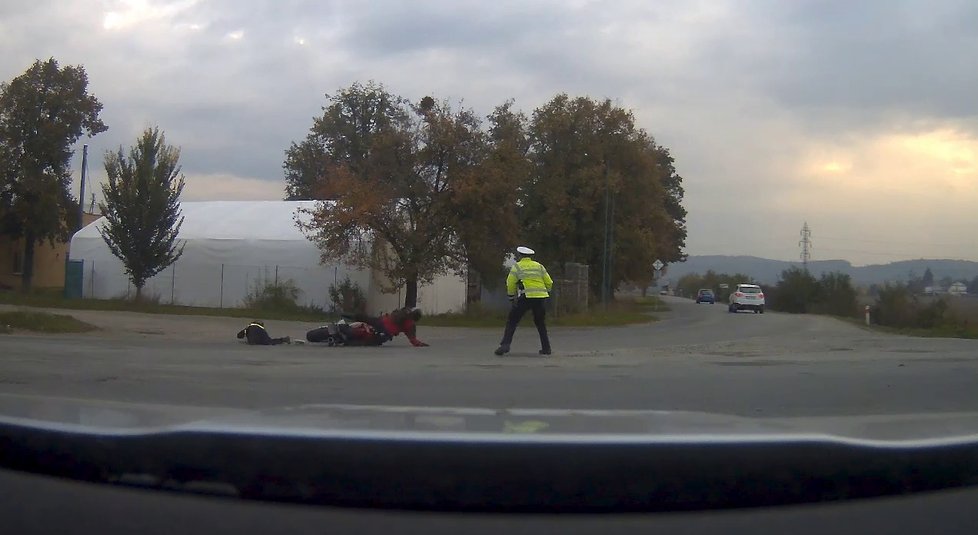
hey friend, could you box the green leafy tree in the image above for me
[522,94,686,297]
[653,146,688,261]
[454,101,526,285]
[97,128,185,299]
[676,271,754,301]
[908,267,935,294]
[284,81,404,201]
[293,83,517,307]
[767,269,856,315]
[813,271,858,316]
[922,267,934,287]
[771,267,820,313]
[874,283,914,327]
[0,58,107,289]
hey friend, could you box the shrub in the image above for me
[769,269,857,317]
[770,268,818,313]
[871,283,955,329]
[811,272,858,317]
[300,302,327,315]
[244,276,301,311]
[328,276,366,314]
[872,283,915,327]
[915,298,950,329]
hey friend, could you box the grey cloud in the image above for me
[736,0,978,130]
[3,0,978,263]
[339,1,572,59]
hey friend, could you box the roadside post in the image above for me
[865,305,871,326]
[653,259,664,313]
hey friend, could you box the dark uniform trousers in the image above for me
[499,296,551,351]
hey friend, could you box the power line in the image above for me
[818,235,978,248]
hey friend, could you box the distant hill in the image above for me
[662,256,978,286]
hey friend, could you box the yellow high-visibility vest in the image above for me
[507,258,554,299]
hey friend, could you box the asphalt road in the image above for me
[2,297,978,417]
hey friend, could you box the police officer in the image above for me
[494,246,553,356]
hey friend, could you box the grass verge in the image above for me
[1,291,669,328]
[0,290,331,322]
[836,316,978,339]
[867,323,978,339]
[632,295,672,311]
[0,311,99,334]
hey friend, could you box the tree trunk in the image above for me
[135,284,143,300]
[404,276,419,308]
[21,230,36,291]
[641,286,648,298]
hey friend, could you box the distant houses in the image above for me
[924,281,970,296]
[948,281,969,296]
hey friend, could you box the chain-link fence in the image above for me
[473,262,590,316]
[551,262,589,316]
[78,258,369,310]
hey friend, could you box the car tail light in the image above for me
[758,293,764,299]
[734,292,744,297]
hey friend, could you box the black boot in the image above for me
[494,345,510,356]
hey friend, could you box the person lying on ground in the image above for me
[345,307,429,347]
[236,321,291,345]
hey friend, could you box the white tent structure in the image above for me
[68,201,466,314]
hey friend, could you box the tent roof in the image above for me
[74,200,321,242]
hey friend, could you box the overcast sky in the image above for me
[2,0,977,265]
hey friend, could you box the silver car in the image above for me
[729,283,765,314]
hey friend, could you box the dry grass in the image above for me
[947,296,978,321]
[0,311,99,333]
[0,289,330,322]
[870,294,978,338]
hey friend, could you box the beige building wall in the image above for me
[0,213,101,290]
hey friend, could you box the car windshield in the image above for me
[2,0,978,516]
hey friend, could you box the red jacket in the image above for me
[380,315,426,346]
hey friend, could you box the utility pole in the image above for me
[799,221,812,270]
[608,187,616,302]
[77,144,89,231]
[601,161,610,309]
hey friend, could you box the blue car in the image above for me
[696,289,716,304]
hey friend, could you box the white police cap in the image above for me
[516,246,535,255]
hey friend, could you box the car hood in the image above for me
[5,394,978,511]
[2,393,978,445]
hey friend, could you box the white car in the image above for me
[728,283,765,314]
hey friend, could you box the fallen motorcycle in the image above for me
[305,319,390,347]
